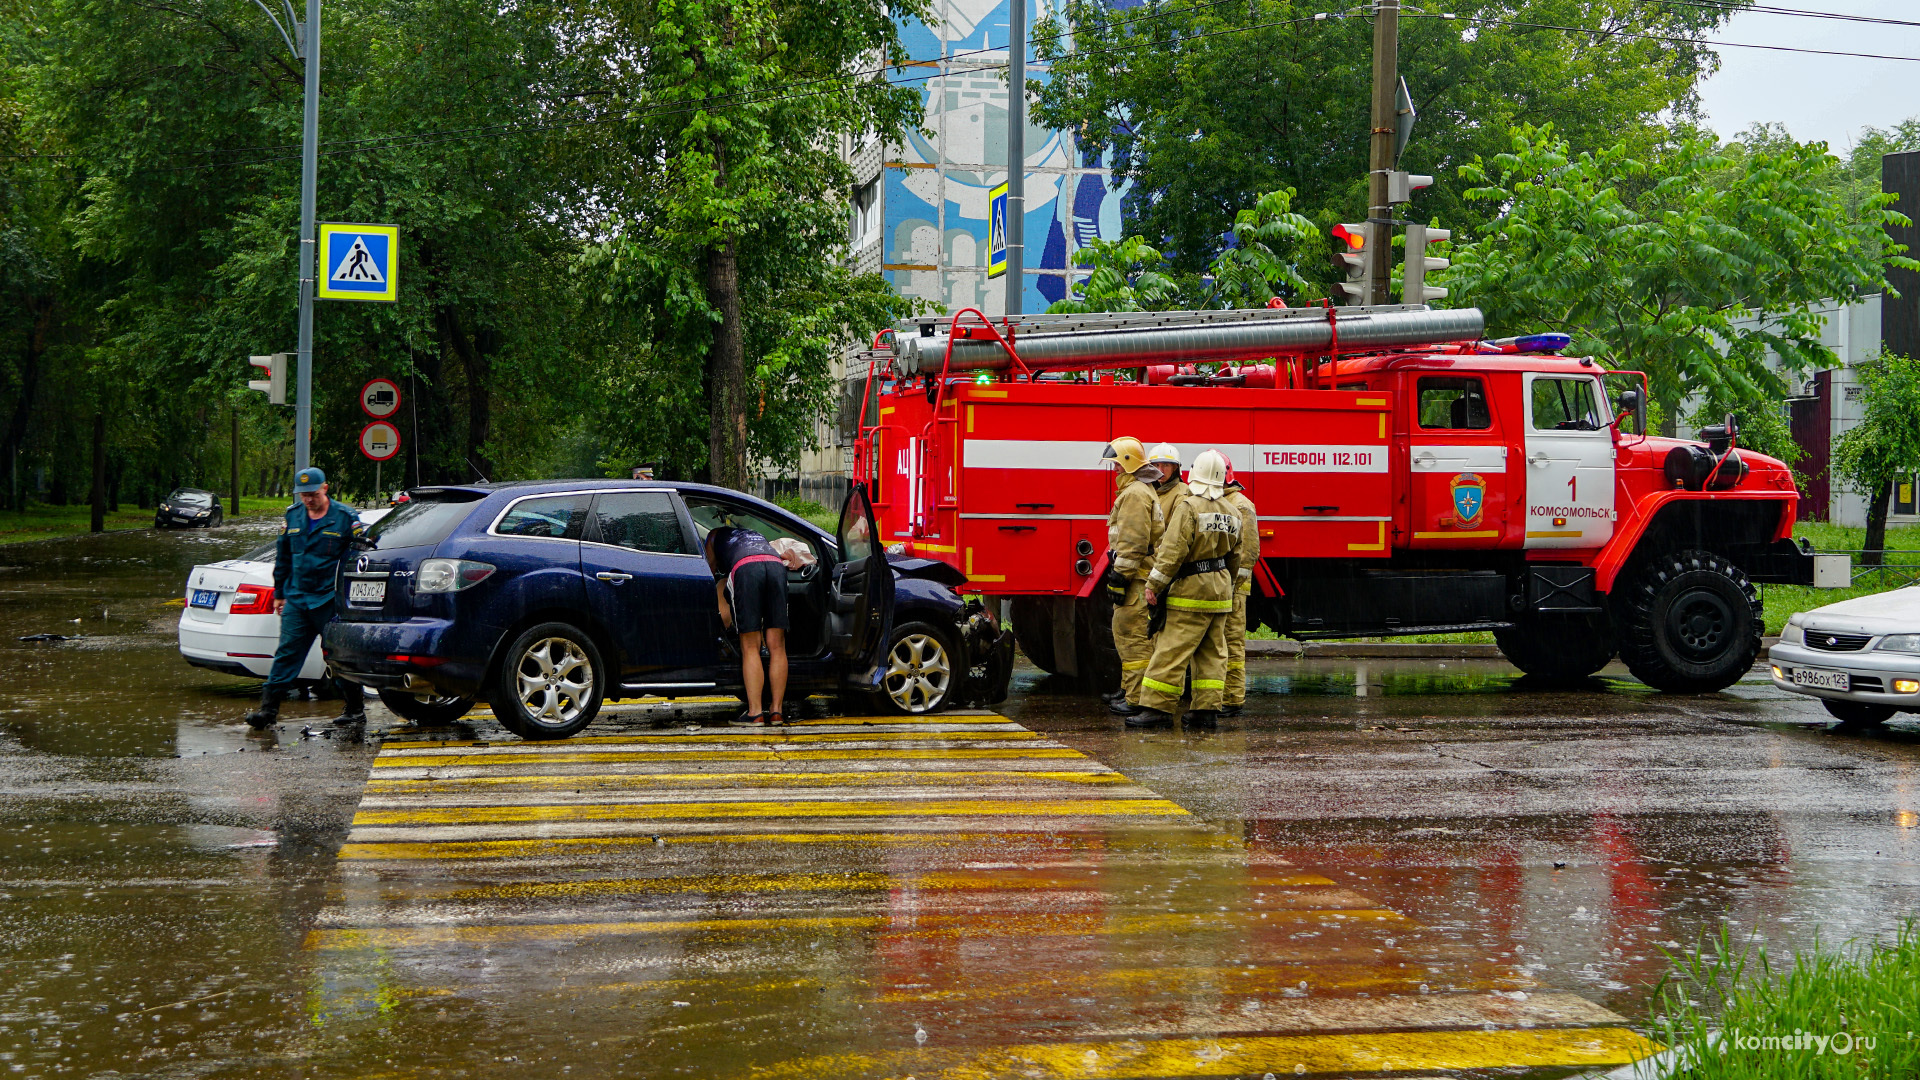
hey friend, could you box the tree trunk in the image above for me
[706,237,747,490]
[230,407,240,515]
[438,309,493,482]
[6,299,49,511]
[89,413,105,533]
[1862,476,1892,568]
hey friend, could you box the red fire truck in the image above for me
[852,304,1814,694]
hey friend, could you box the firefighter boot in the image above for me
[1124,707,1173,728]
[1185,709,1220,729]
[242,692,282,731]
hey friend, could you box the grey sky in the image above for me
[1697,0,1920,154]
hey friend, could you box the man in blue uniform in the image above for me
[243,467,366,730]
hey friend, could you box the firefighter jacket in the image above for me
[274,501,362,609]
[1146,492,1242,613]
[1154,477,1190,522]
[1107,473,1165,582]
[1225,486,1259,594]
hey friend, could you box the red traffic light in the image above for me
[1331,223,1367,251]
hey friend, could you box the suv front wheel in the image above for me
[874,621,960,715]
[490,622,605,739]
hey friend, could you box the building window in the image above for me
[850,178,880,250]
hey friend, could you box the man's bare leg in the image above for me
[739,629,765,717]
[765,628,788,717]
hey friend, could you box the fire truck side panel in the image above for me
[955,395,1111,593]
[1244,392,1394,559]
[1398,369,1519,550]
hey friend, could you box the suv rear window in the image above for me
[363,495,482,550]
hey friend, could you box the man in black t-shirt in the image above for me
[705,525,791,725]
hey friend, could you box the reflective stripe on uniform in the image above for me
[1225,660,1245,669]
[1191,679,1225,690]
[1166,597,1233,612]
[1142,677,1183,695]
[1121,661,1149,671]
[1237,581,1253,594]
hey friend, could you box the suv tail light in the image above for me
[230,584,275,614]
[415,559,496,593]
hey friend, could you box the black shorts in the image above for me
[727,560,790,633]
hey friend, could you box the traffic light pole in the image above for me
[293,0,320,472]
[1006,0,1025,316]
[1366,0,1399,306]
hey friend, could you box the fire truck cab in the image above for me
[857,306,1814,695]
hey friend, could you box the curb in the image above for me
[1247,638,1782,661]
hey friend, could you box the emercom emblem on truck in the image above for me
[850,304,1814,696]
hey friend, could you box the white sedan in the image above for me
[1769,585,1920,726]
[177,510,389,685]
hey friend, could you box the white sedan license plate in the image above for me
[1790,667,1849,692]
[190,589,220,609]
[349,579,387,604]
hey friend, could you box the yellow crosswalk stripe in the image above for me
[336,832,1240,860]
[378,728,1032,751]
[419,869,1342,900]
[364,769,1132,792]
[372,747,1089,767]
[350,797,1191,826]
[752,1027,1660,1079]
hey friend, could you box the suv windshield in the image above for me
[168,490,213,506]
[363,493,482,550]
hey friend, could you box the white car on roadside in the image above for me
[1769,585,1920,726]
[177,510,390,684]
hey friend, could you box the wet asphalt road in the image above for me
[0,523,1916,1079]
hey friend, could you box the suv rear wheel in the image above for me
[490,622,605,739]
[1494,613,1615,682]
[377,689,474,726]
[1615,550,1761,693]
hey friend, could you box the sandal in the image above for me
[766,711,786,727]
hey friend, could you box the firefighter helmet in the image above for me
[1146,442,1183,469]
[1190,449,1228,499]
[1102,437,1148,474]
[1219,453,1239,489]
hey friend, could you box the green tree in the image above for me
[569,0,927,486]
[1442,125,1915,431]
[1033,0,1749,274]
[1047,235,1179,313]
[1832,352,1920,567]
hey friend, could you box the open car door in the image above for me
[830,482,894,688]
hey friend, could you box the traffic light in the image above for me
[1404,223,1451,304]
[1388,171,1433,205]
[1331,223,1371,305]
[248,353,287,405]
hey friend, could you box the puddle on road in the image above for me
[0,526,1914,1077]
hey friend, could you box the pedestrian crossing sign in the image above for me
[317,223,400,302]
[987,182,1008,280]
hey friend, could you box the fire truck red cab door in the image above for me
[1406,374,1509,547]
[830,483,895,687]
[1522,373,1616,549]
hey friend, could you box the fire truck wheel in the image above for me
[1616,549,1761,694]
[874,621,961,714]
[1493,614,1614,682]
[1008,598,1058,674]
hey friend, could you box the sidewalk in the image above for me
[1250,637,1784,660]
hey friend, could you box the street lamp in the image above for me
[250,0,319,472]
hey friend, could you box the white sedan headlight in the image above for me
[1779,617,1804,646]
[1876,633,1920,655]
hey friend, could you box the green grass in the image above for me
[0,503,280,545]
[773,495,838,532]
[1647,921,1920,1078]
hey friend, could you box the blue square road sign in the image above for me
[317,223,400,302]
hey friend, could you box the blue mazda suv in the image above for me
[321,481,1013,738]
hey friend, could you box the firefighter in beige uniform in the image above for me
[1133,450,1240,728]
[1147,443,1188,520]
[1220,458,1260,716]
[1102,437,1166,717]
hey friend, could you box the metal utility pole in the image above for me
[1365,0,1399,306]
[1006,0,1026,316]
[294,0,320,471]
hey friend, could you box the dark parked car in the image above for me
[321,480,1014,738]
[155,488,224,529]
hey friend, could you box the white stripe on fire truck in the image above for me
[961,440,1388,474]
